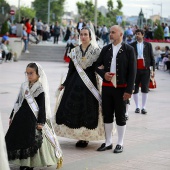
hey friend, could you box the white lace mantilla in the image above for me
[71,45,101,69]
[30,83,44,98]
[13,81,44,115]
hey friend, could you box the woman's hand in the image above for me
[58,85,65,91]
[98,65,104,69]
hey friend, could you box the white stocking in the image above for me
[117,125,126,146]
[104,123,113,146]
[125,104,129,116]
[142,92,148,109]
[133,93,140,108]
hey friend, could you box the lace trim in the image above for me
[72,46,101,69]
[8,129,43,160]
[32,86,44,98]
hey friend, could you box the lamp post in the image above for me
[1,7,4,15]
[153,3,162,22]
[144,13,147,26]
[94,0,98,27]
[146,8,153,28]
[48,0,58,25]
[18,0,21,22]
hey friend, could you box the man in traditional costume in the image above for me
[96,25,136,153]
[130,29,155,114]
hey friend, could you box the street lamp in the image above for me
[18,0,21,22]
[1,7,4,15]
[144,12,147,25]
[94,0,97,27]
[48,0,58,25]
[153,3,162,22]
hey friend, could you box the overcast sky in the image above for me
[6,0,170,18]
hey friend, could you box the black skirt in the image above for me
[5,97,44,160]
[56,66,99,129]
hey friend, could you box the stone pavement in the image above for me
[0,61,170,170]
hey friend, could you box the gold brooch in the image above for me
[82,56,86,61]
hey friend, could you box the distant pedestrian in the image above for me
[54,21,61,44]
[131,29,155,114]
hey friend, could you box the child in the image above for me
[5,63,63,170]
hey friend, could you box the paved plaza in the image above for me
[0,44,170,170]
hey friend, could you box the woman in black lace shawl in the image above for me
[55,27,105,148]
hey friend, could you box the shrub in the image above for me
[153,23,164,40]
[1,21,9,35]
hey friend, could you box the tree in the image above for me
[32,0,65,23]
[76,0,106,25]
[117,0,123,10]
[76,0,95,22]
[76,0,123,27]
[154,23,164,40]
[14,6,36,23]
[1,20,9,34]
[106,0,123,26]
[0,0,10,25]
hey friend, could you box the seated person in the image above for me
[162,46,170,69]
[1,37,13,62]
[153,46,163,69]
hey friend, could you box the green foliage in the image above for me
[76,0,95,22]
[107,0,114,11]
[117,0,123,10]
[0,0,10,25]
[32,0,65,23]
[154,19,160,25]
[154,23,164,40]
[1,20,9,34]
[14,6,36,22]
[106,0,123,26]
[76,0,123,27]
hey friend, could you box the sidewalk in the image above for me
[0,61,170,170]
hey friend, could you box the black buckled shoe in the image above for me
[76,140,89,148]
[113,144,123,153]
[141,108,147,114]
[135,108,140,113]
[125,115,129,121]
[97,143,112,151]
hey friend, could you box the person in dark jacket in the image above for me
[96,25,136,153]
[53,21,61,44]
[130,29,155,114]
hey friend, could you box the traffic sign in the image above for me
[116,16,122,24]
[10,10,15,15]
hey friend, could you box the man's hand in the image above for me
[123,93,131,101]
[104,72,114,81]
[37,124,43,130]
[151,71,155,78]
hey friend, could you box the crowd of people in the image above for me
[2,15,170,169]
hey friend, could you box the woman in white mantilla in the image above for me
[55,27,105,148]
[5,63,62,170]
